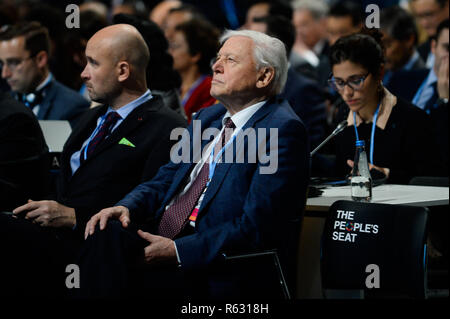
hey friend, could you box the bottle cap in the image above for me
[356,140,365,147]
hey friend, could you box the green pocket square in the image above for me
[119,137,135,148]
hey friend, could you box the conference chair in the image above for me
[220,249,291,299]
[207,216,303,300]
[38,120,72,193]
[409,176,449,297]
[321,200,429,299]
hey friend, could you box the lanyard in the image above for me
[181,75,207,107]
[207,127,240,185]
[353,102,380,165]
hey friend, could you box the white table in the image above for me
[296,184,449,298]
[306,184,449,212]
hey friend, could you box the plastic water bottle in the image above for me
[351,140,372,202]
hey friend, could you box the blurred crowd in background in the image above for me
[0,0,448,177]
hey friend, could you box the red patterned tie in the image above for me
[158,117,235,239]
[81,111,121,163]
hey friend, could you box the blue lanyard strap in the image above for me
[208,128,240,183]
[353,112,360,141]
[353,102,381,165]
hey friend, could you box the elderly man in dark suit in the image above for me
[0,22,89,127]
[79,29,310,299]
[0,24,186,297]
[0,92,49,212]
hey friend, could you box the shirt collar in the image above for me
[313,39,326,56]
[106,89,153,119]
[403,50,420,71]
[347,87,397,130]
[35,73,52,92]
[222,100,267,130]
[425,68,438,87]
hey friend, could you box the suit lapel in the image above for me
[37,80,56,120]
[80,98,161,164]
[61,105,107,179]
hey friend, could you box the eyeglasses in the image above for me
[0,54,36,72]
[328,73,369,92]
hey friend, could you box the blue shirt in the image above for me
[412,69,437,110]
[70,90,152,175]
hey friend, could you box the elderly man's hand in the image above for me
[84,206,130,239]
[137,230,178,267]
[437,56,449,100]
[13,200,76,228]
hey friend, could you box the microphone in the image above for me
[310,120,347,156]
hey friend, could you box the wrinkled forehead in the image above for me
[220,36,255,57]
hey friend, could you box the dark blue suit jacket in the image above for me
[386,68,429,103]
[36,78,90,127]
[117,97,310,271]
[281,68,327,149]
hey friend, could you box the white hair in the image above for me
[220,29,288,96]
[292,0,328,19]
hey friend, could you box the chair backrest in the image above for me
[38,120,72,153]
[321,200,429,299]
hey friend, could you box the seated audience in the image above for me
[329,29,442,184]
[64,9,108,100]
[0,22,90,127]
[325,0,363,47]
[0,91,49,212]
[251,15,327,150]
[409,0,449,68]
[291,0,329,82]
[78,30,310,299]
[0,24,186,297]
[380,6,426,86]
[149,0,182,28]
[168,18,219,122]
[429,20,449,173]
[161,3,205,41]
[323,1,364,133]
[241,0,293,31]
[113,13,185,117]
[388,19,449,110]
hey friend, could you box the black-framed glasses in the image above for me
[328,73,369,92]
[0,54,36,72]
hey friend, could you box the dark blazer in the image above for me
[56,95,186,232]
[118,97,310,271]
[430,101,449,175]
[36,78,90,127]
[0,92,49,211]
[386,68,429,102]
[418,39,432,65]
[282,67,327,149]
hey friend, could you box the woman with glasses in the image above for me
[168,18,219,123]
[329,29,442,184]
